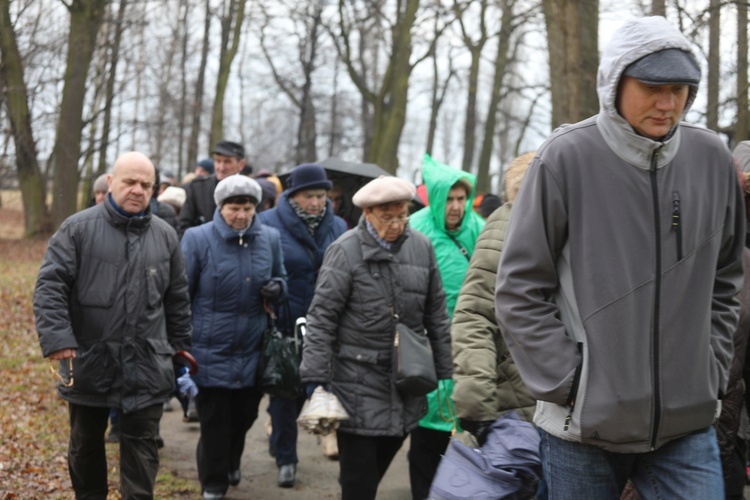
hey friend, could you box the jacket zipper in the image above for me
[671,192,682,261]
[649,148,663,450]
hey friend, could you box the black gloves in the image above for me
[261,280,282,302]
[460,419,494,447]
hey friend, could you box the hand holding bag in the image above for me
[258,300,304,399]
[393,320,438,396]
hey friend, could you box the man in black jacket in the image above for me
[34,151,192,499]
[178,140,247,235]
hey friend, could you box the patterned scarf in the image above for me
[366,219,393,252]
[289,198,326,235]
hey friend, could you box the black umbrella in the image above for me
[279,157,392,227]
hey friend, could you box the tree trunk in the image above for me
[542,0,599,130]
[187,1,211,167]
[425,43,453,156]
[736,0,748,143]
[706,0,720,131]
[209,0,247,148]
[296,3,323,165]
[0,0,51,236]
[96,0,127,179]
[476,0,515,194]
[50,0,107,230]
[177,0,189,179]
[366,0,420,172]
[651,0,666,16]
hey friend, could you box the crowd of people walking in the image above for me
[34,14,750,500]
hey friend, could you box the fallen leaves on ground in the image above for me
[0,235,197,499]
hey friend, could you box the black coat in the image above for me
[177,175,219,236]
[34,197,192,413]
[300,218,452,436]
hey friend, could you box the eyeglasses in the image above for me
[371,214,409,226]
[49,358,74,387]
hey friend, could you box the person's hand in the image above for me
[459,419,494,447]
[48,348,77,360]
[261,280,282,302]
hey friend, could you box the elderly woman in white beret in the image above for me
[181,174,287,500]
[299,176,453,500]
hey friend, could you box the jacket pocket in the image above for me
[70,341,116,395]
[141,338,175,395]
[76,258,116,308]
[337,343,380,365]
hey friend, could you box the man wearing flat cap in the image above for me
[300,176,453,500]
[178,140,248,236]
[496,17,744,498]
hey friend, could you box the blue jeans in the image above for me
[539,426,723,499]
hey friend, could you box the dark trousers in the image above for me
[337,431,406,500]
[68,402,163,500]
[268,394,305,466]
[195,386,263,494]
[408,426,451,500]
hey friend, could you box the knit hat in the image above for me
[196,158,215,175]
[93,173,109,193]
[214,174,262,206]
[286,163,332,195]
[623,48,701,86]
[352,176,416,208]
[256,178,278,202]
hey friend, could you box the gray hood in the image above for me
[596,16,700,169]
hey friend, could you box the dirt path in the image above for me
[158,395,412,499]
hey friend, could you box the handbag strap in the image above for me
[447,234,470,262]
[436,380,458,436]
[367,261,399,323]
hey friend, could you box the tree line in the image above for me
[0,0,745,236]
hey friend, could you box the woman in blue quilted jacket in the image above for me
[181,174,287,500]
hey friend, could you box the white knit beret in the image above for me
[352,176,416,208]
[214,174,262,206]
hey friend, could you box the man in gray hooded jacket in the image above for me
[496,17,745,498]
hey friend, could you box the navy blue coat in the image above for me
[259,192,347,334]
[181,209,287,388]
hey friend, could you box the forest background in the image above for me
[0,0,745,236]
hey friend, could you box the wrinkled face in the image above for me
[445,185,468,230]
[293,189,327,215]
[617,76,689,141]
[220,201,255,230]
[365,201,410,243]
[108,162,155,214]
[94,190,107,205]
[213,153,245,181]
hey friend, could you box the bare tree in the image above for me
[0,0,50,236]
[187,1,211,168]
[259,0,325,165]
[736,0,748,143]
[453,0,490,171]
[475,0,526,193]
[542,0,599,129]
[652,0,666,16]
[425,38,455,156]
[706,0,720,131]
[49,0,108,230]
[334,0,438,173]
[209,0,248,147]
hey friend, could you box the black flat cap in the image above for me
[623,48,700,86]
[213,140,245,159]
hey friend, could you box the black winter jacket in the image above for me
[300,218,452,436]
[177,175,219,236]
[34,197,192,413]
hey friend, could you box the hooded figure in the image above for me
[496,16,744,498]
[407,154,485,499]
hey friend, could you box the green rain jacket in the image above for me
[410,154,485,431]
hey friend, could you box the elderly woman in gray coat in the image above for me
[300,176,452,500]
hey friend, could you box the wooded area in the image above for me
[0,0,745,236]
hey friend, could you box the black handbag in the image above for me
[258,302,304,399]
[393,321,438,396]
